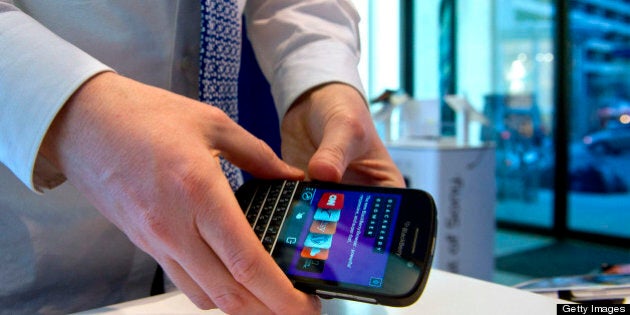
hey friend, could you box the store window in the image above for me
[567,0,630,239]
[359,0,630,243]
[489,0,555,229]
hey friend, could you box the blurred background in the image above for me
[351,0,630,287]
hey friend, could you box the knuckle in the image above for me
[138,209,171,239]
[254,138,273,155]
[204,106,232,129]
[132,210,178,251]
[212,289,247,315]
[226,250,262,286]
[342,115,368,140]
[171,160,214,205]
[187,293,216,310]
[321,144,346,164]
[327,108,368,141]
[123,212,172,257]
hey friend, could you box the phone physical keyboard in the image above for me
[237,180,298,252]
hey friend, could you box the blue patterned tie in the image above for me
[199,0,243,190]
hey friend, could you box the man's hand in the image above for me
[40,72,320,315]
[281,83,405,188]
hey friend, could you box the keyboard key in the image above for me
[245,180,299,253]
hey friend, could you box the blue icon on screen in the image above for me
[369,277,383,288]
[304,233,333,249]
[314,209,341,222]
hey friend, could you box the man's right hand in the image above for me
[40,72,321,315]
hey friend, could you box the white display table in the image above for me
[75,270,564,315]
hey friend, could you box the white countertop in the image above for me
[76,269,564,315]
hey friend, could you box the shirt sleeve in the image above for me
[0,4,112,192]
[244,0,366,119]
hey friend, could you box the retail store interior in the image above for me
[356,0,630,297]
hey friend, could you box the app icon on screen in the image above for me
[317,192,344,210]
[304,233,333,249]
[310,220,337,235]
[369,277,383,288]
[314,209,341,222]
[301,190,314,201]
[297,258,325,273]
[301,247,330,260]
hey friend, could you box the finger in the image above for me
[212,118,304,180]
[166,224,272,314]
[196,173,319,314]
[158,258,216,310]
[182,245,271,314]
[138,155,276,314]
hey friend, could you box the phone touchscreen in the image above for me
[271,184,403,289]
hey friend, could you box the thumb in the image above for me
[307,125,359,183]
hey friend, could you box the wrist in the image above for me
[287,83,367,115]
[40,71,117,172]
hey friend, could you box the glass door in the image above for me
[454,0,557,229]
[567,0,630,240]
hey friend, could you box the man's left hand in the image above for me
[281,83,405,188]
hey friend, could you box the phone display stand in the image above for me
[387,138,496,281]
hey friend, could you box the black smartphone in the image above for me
[235,179,437,307]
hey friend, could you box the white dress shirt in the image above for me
[0,0,363,313]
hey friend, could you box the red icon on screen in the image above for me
[301,247,330,260]
[317,192,344,210]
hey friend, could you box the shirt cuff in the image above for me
[269,40,366,119]
[0,11,112,192]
